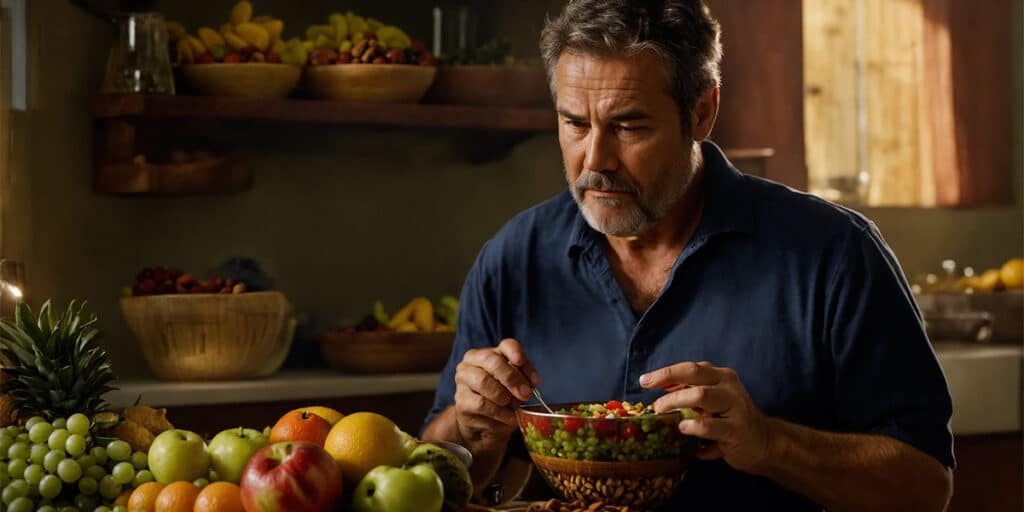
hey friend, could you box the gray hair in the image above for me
[540,0,722,123]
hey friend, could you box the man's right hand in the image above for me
[454,338,540,448]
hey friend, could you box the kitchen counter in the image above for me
[104,343,1022,435]
[105,370,441,409]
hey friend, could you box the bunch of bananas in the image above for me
[302,11,411,55]
[349,296,459,333]
[167,1,306,65]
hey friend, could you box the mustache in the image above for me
[573,170,639,196]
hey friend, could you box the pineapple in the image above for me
[0,300,116,421]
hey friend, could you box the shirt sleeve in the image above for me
[421,241,500,434]
[826,222,955,468]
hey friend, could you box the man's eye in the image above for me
[618,126,645,132]
[564,120,588,128]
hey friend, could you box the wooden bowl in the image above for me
[178,63,301,98]
[303,64,437,103]
[120,291,295,381]
[425,65,551,107]
[315,329,454,373]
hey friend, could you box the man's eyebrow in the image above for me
[557,109,586,122]
[609,109,650,122]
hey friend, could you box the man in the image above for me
[422,1,954,510]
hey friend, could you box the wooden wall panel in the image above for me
[708,0,808,190]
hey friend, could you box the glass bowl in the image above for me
[517,402,700,509]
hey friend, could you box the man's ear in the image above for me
[690,87,720,141]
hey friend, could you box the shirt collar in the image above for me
[565,140,756,258]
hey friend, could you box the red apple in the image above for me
[240,442,343,512]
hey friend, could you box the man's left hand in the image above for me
[640,361,774,473]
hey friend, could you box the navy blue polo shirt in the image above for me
[426,141,954,510]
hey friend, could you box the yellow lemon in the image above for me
[288,406,344,426]
[324,412,408,485]
[1000,258,1024,289]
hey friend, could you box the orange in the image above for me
[324,412,409,484]
[115,489,133,506]
[128,482,165,512]
[155,481,201,512]
[270,410,332,445]
[1000,258,1024,289]
[287,406,344,426]
[194,481,243,512]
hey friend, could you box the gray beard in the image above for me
[568,141,701,237]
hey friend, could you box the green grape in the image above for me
[77,475,98,495]
[14,434,29,444]
[30,443,48,465]
[65,435,87,457]
[129,452,147,470]
[7,458,27,479]
[50,418,66,430]
[73,492,97,511]
[43,450,66,473]
[57,459,82,483]
[58,507,80,512]
[38,473,63,499]
[94,507,112,512]
[2,478,28,503]
[0,468,9,487]
[65,415,90,437]
[28,422,53,445]
[7,441,30,461]
[89,447,107,466]
[47,430,69,452]
[83,465,106,481]
[110,463,134,486]
[193,477,210,489]
[132,469,154,486]
[37,505,57,512]
[7,495,32,512]
[75,454,97,470]
[0,430,13,455]
[112,507,127,512]
[105,442,130,463]
[23,417,45,429]
[22,463,44,486]
[97,475,121,500]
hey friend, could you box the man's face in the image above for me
[556,52,697,237]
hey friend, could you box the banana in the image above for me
[176,39,195,64]
[223,30,249,51]
[236,22,270,51]
[269,38,286,55]
[197,27,226,48]
[165,21,187,41]
[372,301,389,325]
[260,19,284,39]
[388,299,417,329]
[230,0,253,25]
[367,17,385,32]
[407,443,473,512]
[394,321,418,332]
[411,297,435,332]
[185,35,207,55]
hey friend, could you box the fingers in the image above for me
[455,386,518,427]
[463,345,533,402]
[678,416,734,441]
[496,338,540,386]
[455,364,515,407]
[639,361,724,390]
[653,384,734,414]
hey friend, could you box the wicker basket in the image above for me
[120,291,294,381]
[315,330,454,373]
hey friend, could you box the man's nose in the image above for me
[582,127,620,174]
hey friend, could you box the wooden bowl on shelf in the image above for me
[425,65,551,107]
[120,291,295,381]
[315,329,454,373]
[302,64,437,103]
[178,63,302,98]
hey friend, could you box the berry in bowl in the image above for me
[517,400,700,509]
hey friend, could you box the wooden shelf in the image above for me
[91,94,557,132]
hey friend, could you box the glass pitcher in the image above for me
[101,12,174,94]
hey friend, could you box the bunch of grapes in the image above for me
[0,413,151,512]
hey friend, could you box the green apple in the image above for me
[208,427,269,484]
[398,430,419,457]
[351,464,444,512]
[148,429,211,484]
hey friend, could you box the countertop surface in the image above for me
[105,342,1022,435]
